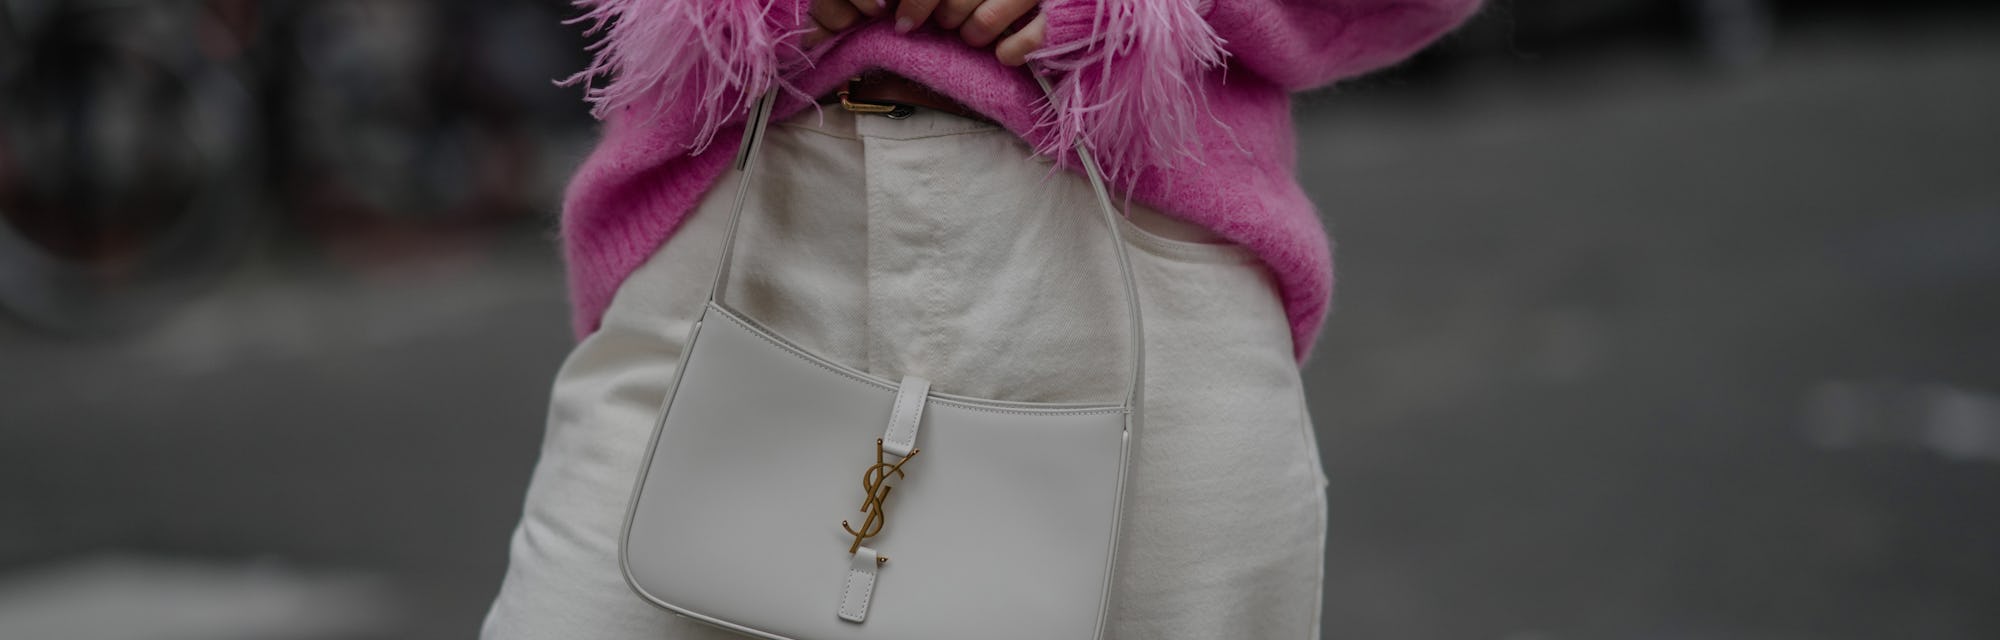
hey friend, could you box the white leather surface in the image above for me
[623,302,1129,640]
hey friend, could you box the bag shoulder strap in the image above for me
[703,72,1146,414]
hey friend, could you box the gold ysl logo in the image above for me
[842,438,920,562]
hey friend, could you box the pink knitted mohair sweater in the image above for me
[560,0,1481,360]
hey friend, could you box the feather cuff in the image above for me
[1028,0,1229,185]
[559,0,812,152]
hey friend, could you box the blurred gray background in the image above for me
[3,1,1998,638]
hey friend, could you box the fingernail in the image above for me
[874,0,887,9]
[895,17,915,33]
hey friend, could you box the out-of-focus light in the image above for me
[1803,380,2000,462]
[0,555,401,640]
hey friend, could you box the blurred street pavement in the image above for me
[1298,18,2000,640]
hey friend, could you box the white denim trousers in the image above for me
[483,107,1330,639]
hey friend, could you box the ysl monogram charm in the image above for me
[842,438,920,563]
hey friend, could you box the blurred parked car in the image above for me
[0,0,588,335]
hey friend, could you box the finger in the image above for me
[803,25,836,47]
[812,0,863,33]
[933,0,982,30]
[846,0,886,18]
[962,0,1037,48]
[994,12,1045,66]
[894,0,940,33]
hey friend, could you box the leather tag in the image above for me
[838,546,880,623]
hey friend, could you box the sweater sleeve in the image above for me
[1204,0,1484,91]
[561,0,816,151]
[1025,0,1477,181]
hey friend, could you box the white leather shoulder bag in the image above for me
[620,74,1145,640]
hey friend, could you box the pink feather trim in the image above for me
[558,0,811,153]
[1028,0,1229,186]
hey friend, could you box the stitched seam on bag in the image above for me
[855,571,875,616]
[839,567,874,619]
[856,572,874,615]
[711,306,1127,417]
[839,570,857,618]
[886,384,915,448]
[892,392,920,448]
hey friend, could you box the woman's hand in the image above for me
[990,11,1045,67]
[896,0,1046,65]
[808,0,1046,65]
[804,0,889,47]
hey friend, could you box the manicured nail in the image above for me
[875,0,887,10]
[895,16,915,33]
